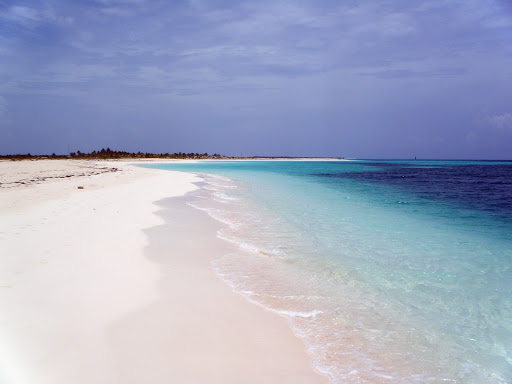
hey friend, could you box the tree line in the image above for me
[1,148,226,160]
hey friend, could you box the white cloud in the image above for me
[1,4,75,29]
[95,0,146,4]
[2,64,117,94]
[486,113,512,131]
[8,6,39,21]
[1,6,40,27]
[100,7,134,17]
[347,7,416,37]
[138,66,168,81]
[41,6,75,26]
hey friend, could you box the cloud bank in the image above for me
[0,0,511,158]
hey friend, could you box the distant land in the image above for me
[0,148,343,161]
[0,148,223,160]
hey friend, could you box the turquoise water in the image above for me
[144,160,512,383]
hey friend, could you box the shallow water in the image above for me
[144,160,512,383]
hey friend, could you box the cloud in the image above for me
[100,7,133,17]
[1,4,74,29]
[486,113,512,131]
[347,7,416,37]
[41,7,75,26]
[1,0,511,158]
[357,67,465,79]
[96,0,147,3]
[1,6,40,27]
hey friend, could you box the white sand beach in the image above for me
[0,159,328,384]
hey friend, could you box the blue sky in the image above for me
[1,0,511,158]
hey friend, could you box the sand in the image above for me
[0,159,328,384]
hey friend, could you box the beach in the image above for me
[144,160,512,383]
[0,159,327,384]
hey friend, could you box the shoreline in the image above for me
[0,159,328,383]
[113,194,328,383]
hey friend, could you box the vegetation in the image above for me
[0,148,227,160]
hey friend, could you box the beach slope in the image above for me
[0,160,327,384]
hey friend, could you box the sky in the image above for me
[0,0,511,159]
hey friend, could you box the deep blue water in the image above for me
[318,160,512,220]
[144,160,512,384]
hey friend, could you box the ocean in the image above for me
[144,160,512,384]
